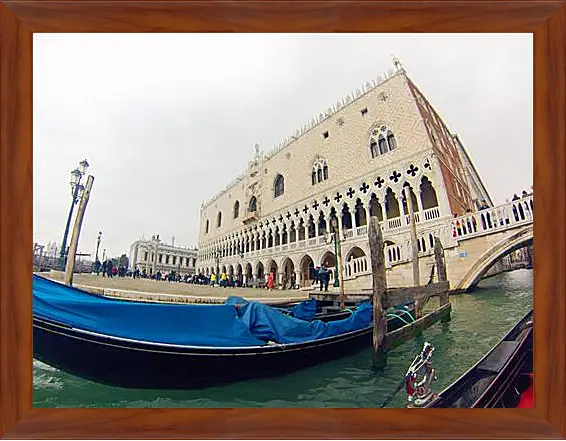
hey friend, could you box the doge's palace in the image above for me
[196,60,492,290]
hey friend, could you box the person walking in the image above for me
[266,271,275,291]
[290,272,297,289]
[319,263,330,292]
[313,266,320,286]
[106,260,114,278]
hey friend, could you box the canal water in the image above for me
[33,269,533,408]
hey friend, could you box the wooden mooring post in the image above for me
[368,217,387,358]
[368,219,452,360]
[434,236,451,322]
[404,185,420,287]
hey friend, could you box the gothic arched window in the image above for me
[387,130,397,151]
[233,200,240,219]
[311,156,329,184]
[420,176,439,210]
[274,174,285,198]
[217,212,222,228]
[378,135,388,154]
[249,196,257,212]
[370,140,379,158]
[369,125,398,158]
[205,220,209,234]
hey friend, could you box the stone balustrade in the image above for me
[344,256,370,279]
[198,197,532,277]
[452,195,533,241]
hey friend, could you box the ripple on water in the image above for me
[33,371,64,391]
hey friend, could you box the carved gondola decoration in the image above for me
[404,310,533,408]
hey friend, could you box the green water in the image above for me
[33,269,533,408]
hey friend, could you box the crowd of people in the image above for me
[91,262,334,292]
[93,259,127,278]
[312,263,331,292]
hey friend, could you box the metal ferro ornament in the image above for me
[405,342,437,407]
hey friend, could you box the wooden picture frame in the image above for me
[1,1,564,438]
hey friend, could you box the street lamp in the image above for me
[331,217,340,288]
[95,231,102,262]
[59,159,89,269]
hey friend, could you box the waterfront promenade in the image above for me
[41,271,309,304]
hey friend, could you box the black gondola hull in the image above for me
[426,309,533,408]
[33,317,374,389]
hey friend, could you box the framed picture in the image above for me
[1,1,564,438]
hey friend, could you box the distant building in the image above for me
[129,235,198,277]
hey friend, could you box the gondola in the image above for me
[405,308,533,408]
[33,274,409,389]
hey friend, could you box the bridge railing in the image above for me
[452,195,533,240]
[344,255,370,279]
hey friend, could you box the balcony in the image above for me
[242,211,259,224]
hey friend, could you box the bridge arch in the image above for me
[455,226,533,291]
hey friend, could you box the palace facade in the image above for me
[196,61,492,290]
[129,235,198,277]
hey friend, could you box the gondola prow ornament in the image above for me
[406,342,437,407]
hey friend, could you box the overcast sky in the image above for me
[34,34,532,259]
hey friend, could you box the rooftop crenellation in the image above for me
[201,61,405,210]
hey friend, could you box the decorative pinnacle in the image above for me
[392,55,405,72]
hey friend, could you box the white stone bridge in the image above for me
[342,195,533,292]
[444,196,533,290]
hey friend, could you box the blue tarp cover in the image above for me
[225,296,317,321]
[288,298,317,321]
[235,300,372,344]
[33,275,372,347]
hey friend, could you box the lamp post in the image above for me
[95,231,102,262]
[332,218,340,288]
[59,159,89,269]
[64,174,95,285]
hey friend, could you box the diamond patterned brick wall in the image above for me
[199,72,443,247]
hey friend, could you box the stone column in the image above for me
[294,270,301,289]
[416,189,424,213]
[144,248,150,273]
[337,214,344,235]
[431,155,452,217]
[152,243,158,275]
[380,200,388,226]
